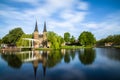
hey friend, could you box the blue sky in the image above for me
[0,0,120,40]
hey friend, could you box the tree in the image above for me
[96,34,120,46]
[47,31,64,49]
[78,31,96,46]
[64,32,70,42]
[70,35,75,43]
[2,27,24,45]
[16,34,32,47]
[0,38,2,45]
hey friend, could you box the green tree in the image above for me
[70,35,75,43]
[16,34,32,47]
[47,31,64,49]
[2,27,24,45]
[97,34,120,46]
[0,38,2,45]
[64,32,70,42]
[78,31,96,46]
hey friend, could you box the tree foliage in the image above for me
[64,32,70,42]
[47,31,64,49]
[70,35,75,43]
[97,34,120,46]
[0,38,2,45]
[78,31,96,46]
[2,27,24,45]
[16,34,32,47]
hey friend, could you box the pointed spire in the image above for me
[34,66,37,79]
[43,66,46,77]
[43,21,47,32]
[34,21,38,32]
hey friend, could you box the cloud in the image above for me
[0,0,89,38]
[1,0,120,40]
[81,11,120,40]
[76,1,89,10]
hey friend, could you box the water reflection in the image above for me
[62,49,76,63]
[32,50,47,80]
[1,49,97,68]
[99,48,120,61]
[1,48,120,80]
[1,53,22,68]
[47,50,63,68]
[78,48,96,65]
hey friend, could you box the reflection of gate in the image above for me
[16,51,44,62]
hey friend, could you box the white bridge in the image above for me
[21,38,39,48]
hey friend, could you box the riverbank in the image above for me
[35,46,94,50]
[114,46,120,48]
[35,48,53,50]
[0,47,21,51]
[61,46,94,49]
[96,46,120,49]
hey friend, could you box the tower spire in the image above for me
[34,21,38,32]
[43,21,47,32]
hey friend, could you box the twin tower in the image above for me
[33,21,48,48]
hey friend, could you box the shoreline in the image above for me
[1,46,119,52]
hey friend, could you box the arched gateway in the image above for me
[33,21,48,48]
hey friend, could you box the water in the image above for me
[0,48,120,80]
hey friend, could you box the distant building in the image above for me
[33,21,48,48]
[105,42,113,47]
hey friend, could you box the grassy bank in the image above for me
[35,48,53,50]
[114,46,120,48]
[34,46,94,50]
[61,46,93,49]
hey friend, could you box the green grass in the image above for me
[61,46,93,49]
[35,45,94,50]
[114,46,120,48]
[35,48,53,50]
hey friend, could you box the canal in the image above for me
[0,48,120,80]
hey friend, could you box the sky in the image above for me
[0,0,120,40]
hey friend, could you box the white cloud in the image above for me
[3,0,120,40]
[91,11,120,40]
[77,1,89,10]
[0,0,89,38]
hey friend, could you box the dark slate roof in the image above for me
[43,21,47,32]
[34,21,38,32]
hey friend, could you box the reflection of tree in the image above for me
[63,49,76,63]
[16,52,30,60]
[70,50,75,60]
[64,52,70,63]
[101,48,120,61]
[1,54,22,68]
[47,50,63,68]
[79,48,96,65]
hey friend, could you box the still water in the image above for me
[0,48,120,80]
